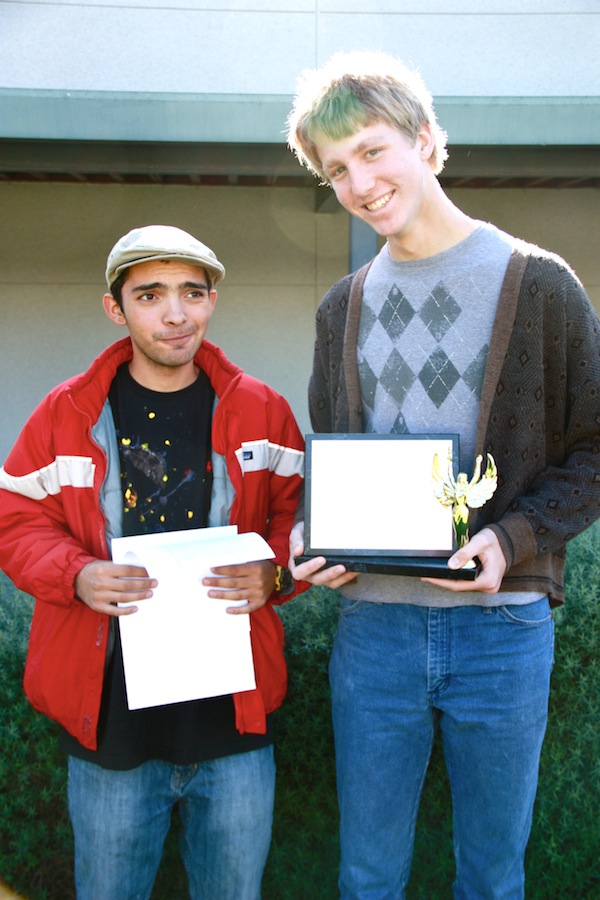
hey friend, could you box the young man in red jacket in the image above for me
[0,225,305,900]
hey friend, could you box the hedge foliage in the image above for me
[1,522,598,898]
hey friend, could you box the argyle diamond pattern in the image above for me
[358,279,488,432]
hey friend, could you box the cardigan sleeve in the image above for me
[484,255,600,570]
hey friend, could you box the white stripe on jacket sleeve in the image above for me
[235,440,304,478]
[0,456,95,500]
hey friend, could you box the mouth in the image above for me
[157,331,195,345]
[365,191,393,212]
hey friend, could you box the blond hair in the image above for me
[287,50,448,179]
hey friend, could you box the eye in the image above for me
[138,292,157,302]
[366,147,380,159]
[329,165,346,180]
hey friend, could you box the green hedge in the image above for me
[1,523,598,899]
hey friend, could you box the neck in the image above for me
[388,183,479,262]
[127,360,199,392]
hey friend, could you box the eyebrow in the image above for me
[322,133,390,168]
[131,280,210,293]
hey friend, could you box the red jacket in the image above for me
[0,338,306,750]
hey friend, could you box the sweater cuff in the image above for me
[487,511,538,572]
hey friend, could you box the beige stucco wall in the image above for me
[0,181,598,462]
[0,181,349,461]
[449,188,600,305]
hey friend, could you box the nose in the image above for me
[163,295,187,324]
[347,163,375,199]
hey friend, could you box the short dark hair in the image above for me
[109,270,128,309]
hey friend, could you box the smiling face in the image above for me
[316,121,440,259]
[103,259,217,391]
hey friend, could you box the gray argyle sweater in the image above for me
[309,240,600,605]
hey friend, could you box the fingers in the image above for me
[291,554,356,589]
[422,574,478,592]
[288,520,357,587]
[289,521,305,553]
[75,560,157,616]
[288,523,306,573]
[203,560,276,614]
[422,528,506,594]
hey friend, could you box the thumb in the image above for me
[448,540,477,570]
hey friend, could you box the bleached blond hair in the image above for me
[286,50,448,180]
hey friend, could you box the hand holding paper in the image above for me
[74,559,157,616]
[203,558,278,613]
[111,526,275,710]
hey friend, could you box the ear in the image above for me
[103,292,127,327]
[417,123,435,163]
[209,289,217,316]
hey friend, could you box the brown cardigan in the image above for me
[309,241,600,605]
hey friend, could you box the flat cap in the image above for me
[105,225,225,288]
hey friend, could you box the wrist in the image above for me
[273,563,294,596]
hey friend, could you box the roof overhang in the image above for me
[2,89,599,145]
[1,90,599,191]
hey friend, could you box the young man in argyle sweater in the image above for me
[287,51,600,899]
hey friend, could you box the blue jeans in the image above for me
[68,746,275,900]
[329,598,554,899]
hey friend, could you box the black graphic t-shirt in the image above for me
[109,364,214,536]
[60,364,271,769]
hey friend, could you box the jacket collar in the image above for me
[65,337,244,417]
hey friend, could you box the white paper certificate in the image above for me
[111,526,274,710]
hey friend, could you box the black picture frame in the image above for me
[295,433,479,580]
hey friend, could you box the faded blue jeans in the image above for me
[329,598,554,899]
[68,746,275,900]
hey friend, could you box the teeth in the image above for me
[366,193,392,211]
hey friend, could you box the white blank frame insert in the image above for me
[298,434,477,580]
